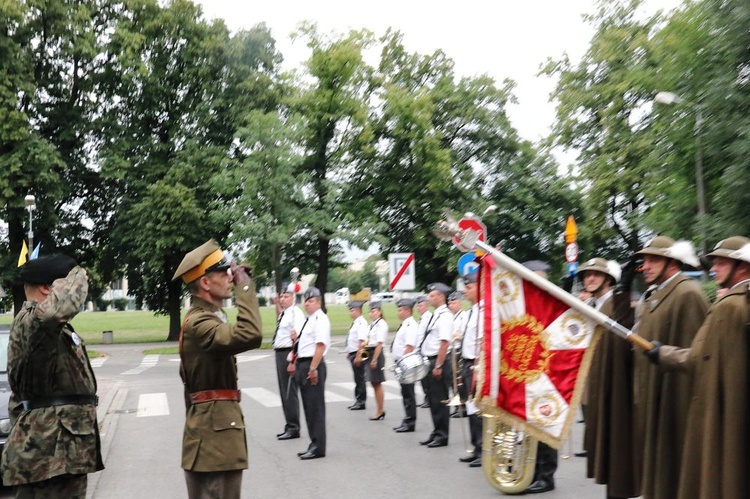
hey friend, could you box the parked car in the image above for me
[371,292,395,302]
[0,325,11,458]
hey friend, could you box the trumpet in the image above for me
[355,340,370,363]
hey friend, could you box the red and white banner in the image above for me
[477,254,600,449]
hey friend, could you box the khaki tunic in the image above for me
[659,283,750,499]
[632,274,708,499]
[1,267,103,485]
[180,282,262,472]
[584,291,638,497]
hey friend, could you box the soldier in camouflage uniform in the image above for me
[173,240,263,499]
[1,254,103,498]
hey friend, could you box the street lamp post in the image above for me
[24,194,36,252]
[654,91,707,257]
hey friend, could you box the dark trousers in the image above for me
[534,441,558,484]
[425,356,451,441]
[274,348,300,433]
[399,381,416,427]
[184,470,242,499]
[460,359,482,455]
[15,474,87,499]
[347,352,367,404]
[295,359,327,454]
[420,377,430,404]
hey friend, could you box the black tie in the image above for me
[271,310,285,345]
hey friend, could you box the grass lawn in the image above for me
[0,302,402,345]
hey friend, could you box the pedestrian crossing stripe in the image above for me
[90,357,108,368]
[134,381,426,416]
[122,355,160,375]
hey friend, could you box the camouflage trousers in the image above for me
[15,473,87,498]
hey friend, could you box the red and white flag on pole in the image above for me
[476,254,600,449]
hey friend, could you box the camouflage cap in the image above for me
[172,239,230,283]
[706,236,750,259]
[19,254,77,284]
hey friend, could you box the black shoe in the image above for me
[450,411,464,419]
[419,401,430,408]
[277,431,300,440]
[427,439,448,448]
[299,450,325,460]
[296,448,311,457]
[468,457,482,468]
[394,425,415,433]
[348,403,366,411]
[369,412,385,421]
[459,453,479,463]
[574,450,587,457]
[419,437,434,446]
[525,479,554,494]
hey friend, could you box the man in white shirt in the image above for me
[289,287,331,460]
[272,284,305,440]
[415,295,432,408]
[345,301,368,410]
[391,298,420,433]
[448,291,467,419]
[457,272,483,467]
[419,282,454,448]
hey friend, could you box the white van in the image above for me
[371,292,395,302]
[334,288,350,304]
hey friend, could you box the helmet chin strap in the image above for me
[720,260,741,288]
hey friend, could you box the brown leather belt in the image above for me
[189,389,241,404]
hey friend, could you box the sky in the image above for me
[196,0,683,143]
[195,0,683,262]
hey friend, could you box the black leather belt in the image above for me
[297,357,313,362]
[275,347,292,352]
[22,394,98,411]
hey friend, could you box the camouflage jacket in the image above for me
[0,266,104,485]
[181,280,262,472]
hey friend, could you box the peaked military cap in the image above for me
[427,282,451,296]
[415,295,429,304]
[19,254,77,284]
[462,272,478,284]
[396,298,415,308]
[172,239,230,283]
[347,300,364,309]
[369,301,382,310]
[303,287,321,300]
[706,236,750,259]
[522,260,550,273]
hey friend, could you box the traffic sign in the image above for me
[453,216,487,250]
[457,253,479,277]
[565,242,579,263]
[388,253,415,290]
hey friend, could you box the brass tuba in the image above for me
[481,415,538,494]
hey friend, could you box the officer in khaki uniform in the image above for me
[645,236,750,499]
[1,254,103,499]
[173,240,263,499]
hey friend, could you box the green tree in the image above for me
[543,0,664,257]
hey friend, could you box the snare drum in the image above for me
[394,350,430,384]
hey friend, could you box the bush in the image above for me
[96,298,110,311]
[113,298,127,311]
[257,296,268,307]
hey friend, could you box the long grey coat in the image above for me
[632,274,708,499]
[659,283,750,499]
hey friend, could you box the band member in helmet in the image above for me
[631,236,708,499]
[644,236,750,499]
[579,258,639,499]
